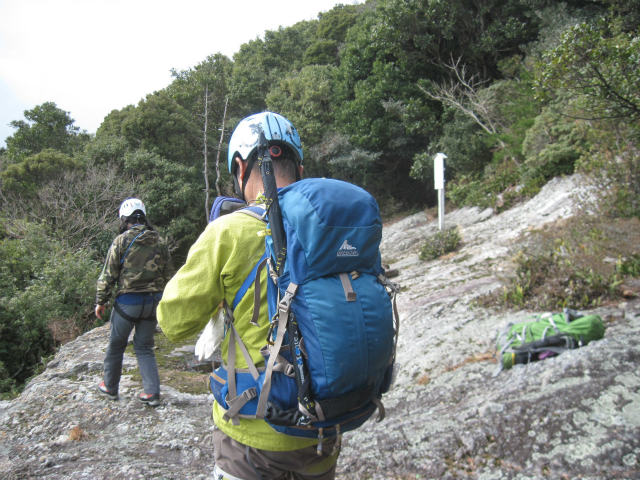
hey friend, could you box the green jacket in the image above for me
[157,212,317,451]
[96,225,173,305]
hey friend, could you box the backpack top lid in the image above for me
[273,178,383,284]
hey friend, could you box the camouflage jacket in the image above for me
[95,225,174,305]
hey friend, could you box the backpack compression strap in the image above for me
[220,294,296,424]
[255,282,298,419]
[222,306,260,425]
[378,273,401,367]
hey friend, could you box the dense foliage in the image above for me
[0,0,638,395]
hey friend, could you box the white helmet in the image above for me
[119,198,146,219]
[227,111,303,173]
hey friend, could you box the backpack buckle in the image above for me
[278,283,298,319]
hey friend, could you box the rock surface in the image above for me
[0,324,215,479]
[1,174,638,479]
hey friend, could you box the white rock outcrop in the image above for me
[1,174,638,479]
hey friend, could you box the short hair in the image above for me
[246,143,299,181]
[119,211,153,233]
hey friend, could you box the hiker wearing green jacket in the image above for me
[96,198,174,407]
[157,113,340,479]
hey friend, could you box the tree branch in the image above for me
[214,97,229,198]
[420,56,504,144]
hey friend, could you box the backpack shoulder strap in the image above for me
[210,196,246,222]
[227,205,269,326]
[237,205,267,222]
[120,229,146,265]
[231,252,268,326]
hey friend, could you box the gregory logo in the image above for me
[337,239,359,257]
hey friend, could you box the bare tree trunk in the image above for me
[215,97,229,197]
[420,56,506,149]
[203,84,211,222]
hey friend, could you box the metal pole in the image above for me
[438,187,445,231]
[434,153,447,231]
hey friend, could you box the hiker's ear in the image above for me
[235,157,247,186]
[298,165,304,179]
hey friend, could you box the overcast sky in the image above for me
[0,0,362,148]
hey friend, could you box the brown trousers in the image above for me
[213,429,340,480]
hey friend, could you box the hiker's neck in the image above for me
[243,173,297,203]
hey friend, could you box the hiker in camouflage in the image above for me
[95,198,174,407]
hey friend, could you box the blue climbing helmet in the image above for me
[227,111,303,173]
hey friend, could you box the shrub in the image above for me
[419,227,462,261]
[617,254,640,277]
[522,114,582,182]
[447,158,521,210]
[575,121,640,219]
[0,361,17,397]
[0,220,101,395]
[491,216,640,310]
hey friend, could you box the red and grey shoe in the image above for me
[97,381,118,400]
[138,392,161,407]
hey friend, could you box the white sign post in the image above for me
[434,153,447,231]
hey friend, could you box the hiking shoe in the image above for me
[138,392,161,407]
[97,381,118,400]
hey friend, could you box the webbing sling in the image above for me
[339,273,357,302]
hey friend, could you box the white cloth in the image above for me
[195,311,224,361]
[213,464,245,480]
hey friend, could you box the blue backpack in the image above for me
[208,178,399,445]
[208,195,246,222]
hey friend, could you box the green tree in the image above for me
[1,148,81,196]
[98,92,200,166]
[537,18,640,122]
[83,134,129,169]
[306,132,380,186]
[229,21,316,113]
[303,4,362,66]
[521,107,586,184]
[169,54,235,214]
[93,93,205,261]
[95,105,136,139]
[604,0,640,32]
[169,54,233,116]
[4,102,89,163]
[266,65,337,146]
[332,0,542,204]
[123,149,202,261]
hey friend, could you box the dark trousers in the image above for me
[103,300,160,395]
[213,429,339,480]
